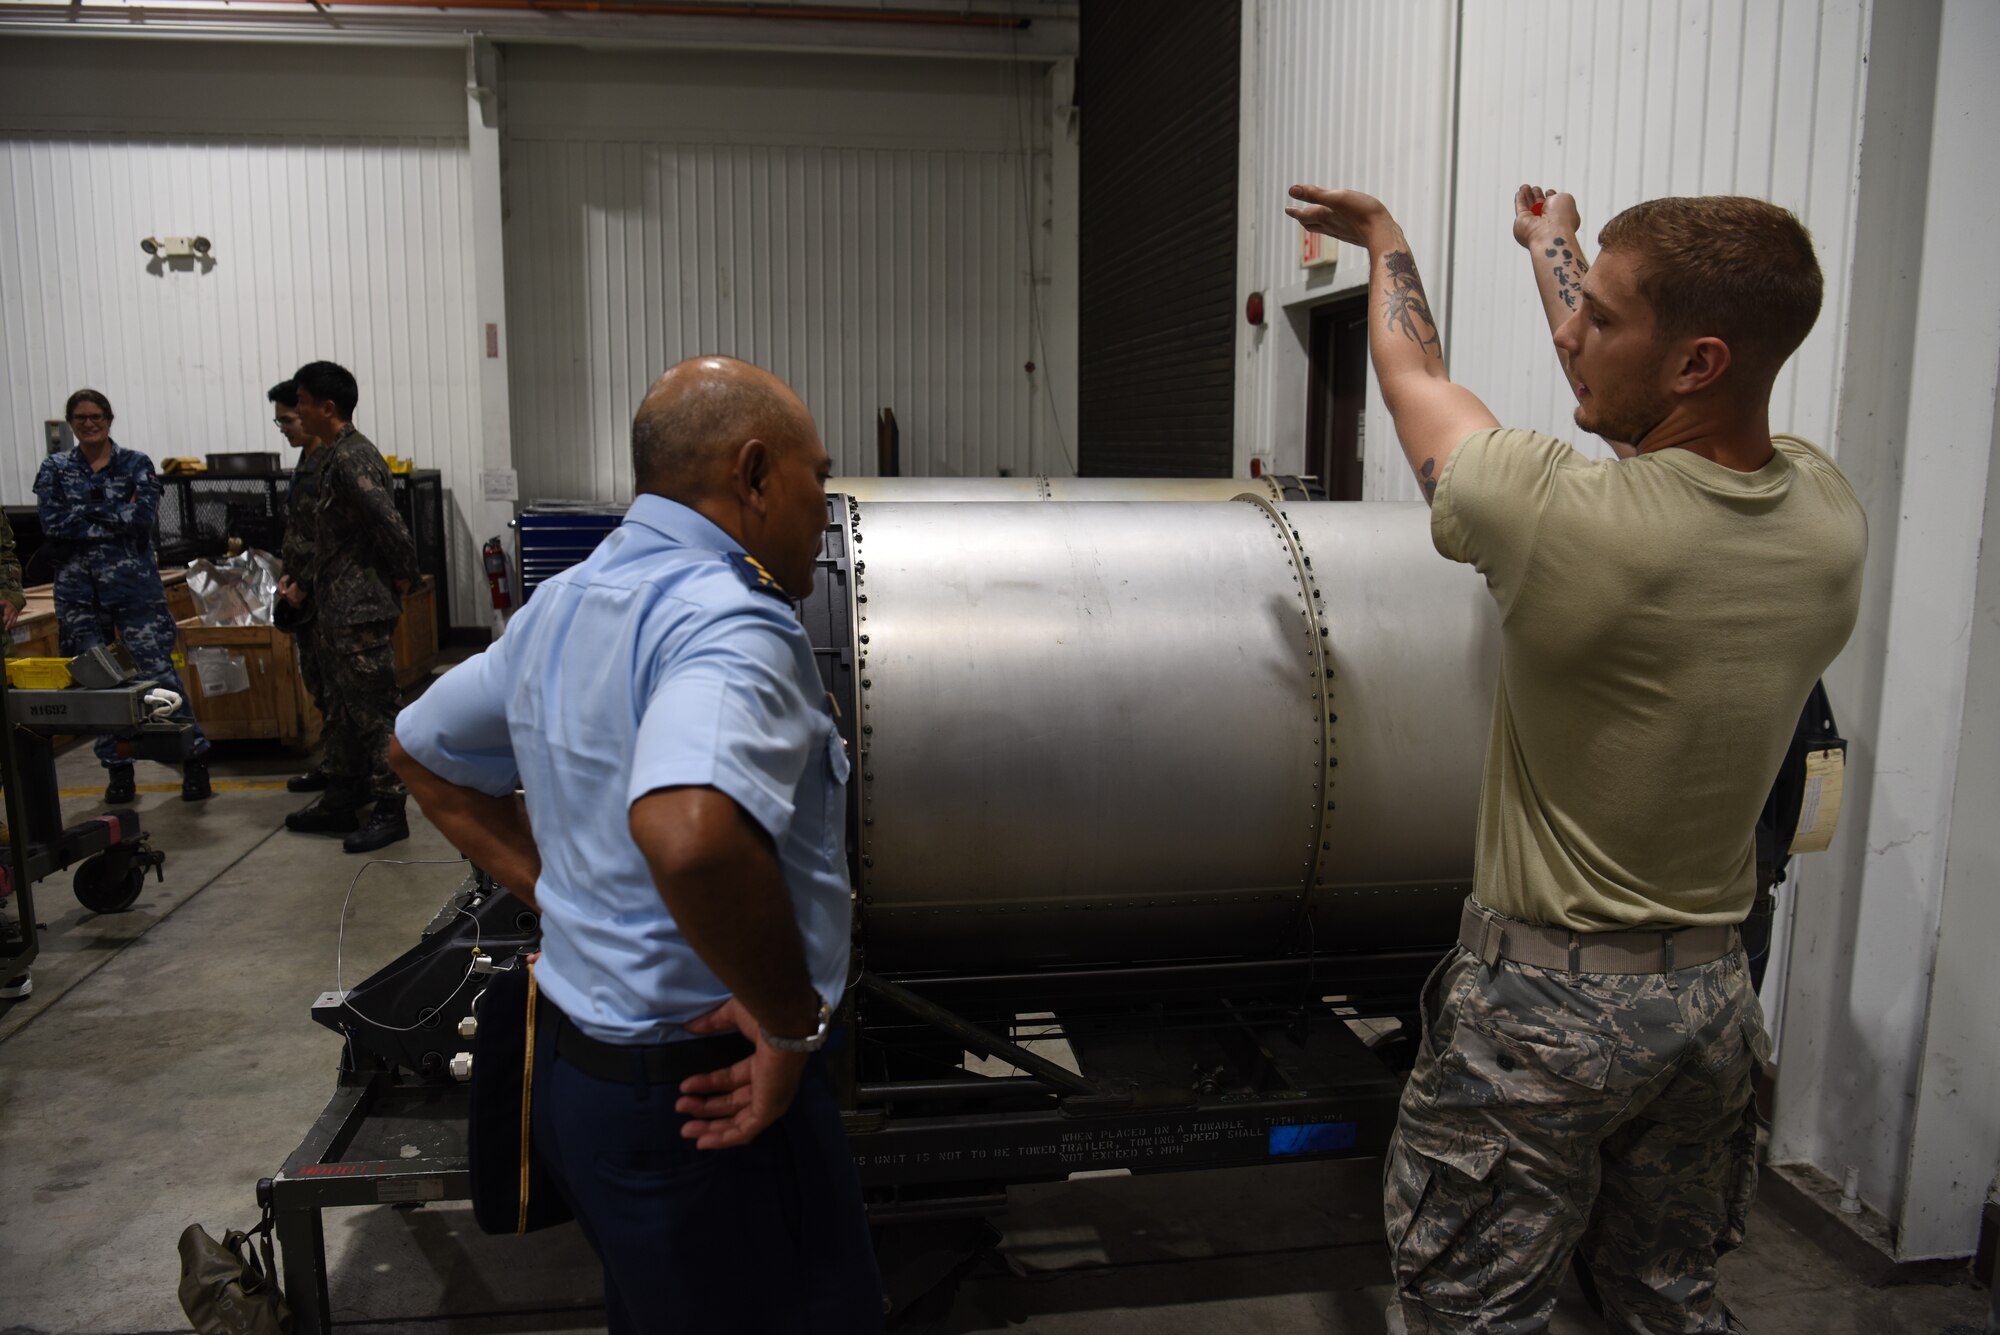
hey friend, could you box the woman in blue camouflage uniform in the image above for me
[34,389,212,804]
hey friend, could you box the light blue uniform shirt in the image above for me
[393,495,852,1044]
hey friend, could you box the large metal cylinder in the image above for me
[833,498,1498,972]
[830,476,1302,504]
[832,477,1053,502]
[1293,503,1499,948]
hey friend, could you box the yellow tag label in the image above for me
[1789,748,1846,854]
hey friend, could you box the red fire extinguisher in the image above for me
[483,537,512,611]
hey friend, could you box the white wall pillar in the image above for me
[1772,0,2000,1260]
[466,36,517,632]
[1890,0,2000,1261]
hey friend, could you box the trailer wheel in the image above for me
[74,850,145,914]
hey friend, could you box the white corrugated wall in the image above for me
[0,135,474,489]
[1447,0,1868,459]
[1441,0,1869,1055]
[505,140,1040,500]
[1234,0,1459,501]
[1239,0,1867,499]
[0,39,490,626]
[0,133,483,625]
[500,46,1052,502]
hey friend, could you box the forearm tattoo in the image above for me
[1543,237,1589,311]
[1381,250,1442,353]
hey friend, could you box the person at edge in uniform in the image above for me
[34,389,214,805]
[1283,181,1866,1334]
[277,361,420,854]
[389,356,883,1334]
[0,508,30,1002]
[267,379,335,795]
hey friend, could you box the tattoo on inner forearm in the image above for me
[1419,455,1438,505]
[1543,237,1588,311]
[1381,250,1442,353]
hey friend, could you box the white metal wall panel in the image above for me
[1235,0,1458,501]
[505,138,1041,501]
[1447,0,1868,460]
[0,132,487,626]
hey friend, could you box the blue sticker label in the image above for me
[1267,1121,1358,1156]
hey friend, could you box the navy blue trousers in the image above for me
[533,1042,883,1334]
[53,552,210,766]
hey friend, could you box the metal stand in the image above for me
[1,675,190,984]
[266,1073,474,1335]
[0,672,40,985]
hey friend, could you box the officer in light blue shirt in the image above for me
[391,356,880,1334]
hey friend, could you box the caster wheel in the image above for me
[74,850,145,914]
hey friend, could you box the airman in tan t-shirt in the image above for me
[1433,427,1866,930]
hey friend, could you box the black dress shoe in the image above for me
[181,758,214,802]
[286,781,366,835]
[343,797,410,854]
[104,766,137,806]
[286,765,329,794]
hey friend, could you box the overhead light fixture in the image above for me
[140,235,212,258]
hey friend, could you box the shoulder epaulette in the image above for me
[724,551,791,602]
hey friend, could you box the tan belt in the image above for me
[1458,898,1739,975]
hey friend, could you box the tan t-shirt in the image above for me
[1432,429,1867,930]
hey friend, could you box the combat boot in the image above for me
[343,796,409,854]
[285,780,367,835]
[286,764,330,793]
[181,757,214,802]
[103,764,137,806]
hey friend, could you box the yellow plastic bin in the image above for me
[5,658,74,689]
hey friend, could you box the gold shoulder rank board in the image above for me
[726,551,790,601]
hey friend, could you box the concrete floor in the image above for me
[1,735,1993,1334]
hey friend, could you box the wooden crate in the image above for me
[175,621,323,750]
[171,575,435,749]
[161,568,196,623]
[8,607,60,660]
[392,576,440,688]
[13,568,191,647]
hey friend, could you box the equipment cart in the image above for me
[0,647,194,995]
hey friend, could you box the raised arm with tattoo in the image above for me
[1513,184,1636,458]
[1285,186,1499,502]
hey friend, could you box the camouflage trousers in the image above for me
[1386,932,1768,1334]
[312,618,404,802]
[53,553,211,766]
[293,623,324,713]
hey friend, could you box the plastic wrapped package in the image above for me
[186,550,282,626]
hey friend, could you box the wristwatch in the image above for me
[764,999,833,1054]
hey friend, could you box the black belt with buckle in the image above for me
[545,1000,752,1086]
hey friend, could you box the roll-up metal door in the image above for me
[1076,0,1241,477]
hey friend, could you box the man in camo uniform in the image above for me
[0,507,23,635]
[268,379,333,793]
[277,362,419,854]
[1,507,30,1000]
[1283,182,1866,1333]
